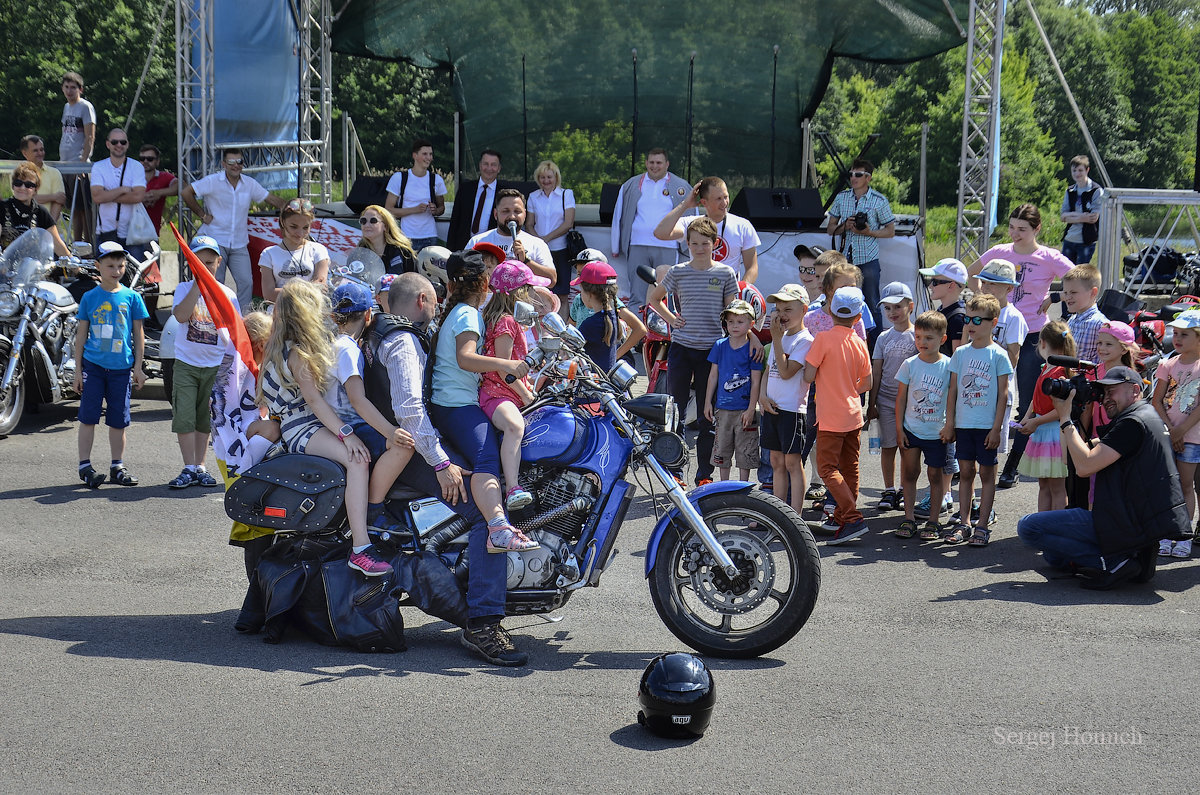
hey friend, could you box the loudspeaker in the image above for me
[599,183,622,226]
[345,175,391,214]
[731,187,825,231]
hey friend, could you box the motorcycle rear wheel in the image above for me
[649,490,820,659]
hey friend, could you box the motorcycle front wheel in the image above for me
[649,490,820,659]
[0,360,25,436]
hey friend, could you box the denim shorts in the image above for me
[1178,442,1200,464]
[903,428,948,468]
[955,427,999,467]
[77,359,132,428]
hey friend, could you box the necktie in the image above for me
[472,183,488,235]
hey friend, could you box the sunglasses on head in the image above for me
[10,179,38,189]
[359,216,381,225]
[927,278,954,287]
[965,315,995,325]
[849,170,870,178]
[286,198,313,212]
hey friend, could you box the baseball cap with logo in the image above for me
[919,257,968,286]
[831,286,866,318]
[878,281,913,305]
[571,247,608,265]
[189,235,220,255]
[977,258,1018,286]
[767,284,809,304]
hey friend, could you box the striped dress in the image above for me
[260,343,324,453]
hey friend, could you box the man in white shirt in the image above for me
[181,148,288,309]
[653,176,760,282]
[610,148,692,309]
[90,128,146,247]
[467,189,555,285]
[384,138,447,251]
[448,149,503,251]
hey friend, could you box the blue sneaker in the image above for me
[913,492,954,520]
[826,519,870,546]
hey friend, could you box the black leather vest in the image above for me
[362,313,430,426]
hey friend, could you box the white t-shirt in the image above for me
[679,213,760,279]
[324,334,366,424]
[60,99,96,161]
[386,169,447,240]
[90,157,147,238]
[259,241,331,287]
[993,302,1027,406]
[192,173,270,248]
[632,175,677,247]
[527,187,576,251]
[171,280,238,368]
[765,328,814,412]
[466,228,553,274]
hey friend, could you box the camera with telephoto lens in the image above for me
[853,211,869,231]
[1041,355,1100,419]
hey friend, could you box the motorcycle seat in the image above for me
[386,484,428,503]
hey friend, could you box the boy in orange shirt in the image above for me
[805,286,873,544]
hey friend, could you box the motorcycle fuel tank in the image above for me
[521,404,587,464]
[34,281,75,310]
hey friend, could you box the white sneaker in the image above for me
[1159,539,1175,557]
[1171,538,1192,558]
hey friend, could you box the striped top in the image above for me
[659,261,739,350]
[260,343,324,453]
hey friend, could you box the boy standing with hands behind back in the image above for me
[73,241,148,488]
[805,286,872,544]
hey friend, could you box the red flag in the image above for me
[169,222,258,380]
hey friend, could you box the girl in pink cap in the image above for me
[481,260,550,510]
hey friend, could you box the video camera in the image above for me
[1040,355,1100,420]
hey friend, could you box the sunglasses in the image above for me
[965,315,995,325]
[225,158,244,165]
[10,179,38,189]
[286,198,314,212]
[927,278,954,287]
[849,170,870,178]
[360,217,381,225]
[798,266,817,276]
[109,139,128,145]
[139,155,157,162]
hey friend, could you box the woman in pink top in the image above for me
[970,203,1073,484]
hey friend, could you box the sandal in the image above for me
[78,464,106,489]
[486,524,540,553]
[895,520,917,539]
[109,465,139,486]
[806,484,828,501]
[968,527,992,547]
[877,489,898,511]
[918,522,942,541]
[943,523,970,545]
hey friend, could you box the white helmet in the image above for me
[417,245,451,285]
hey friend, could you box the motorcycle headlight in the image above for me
[608,361,638,392]
[663,397,678,432]
[647,312,669,336]
[0,290,21,318]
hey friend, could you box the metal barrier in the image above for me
[1097,188,1200,298]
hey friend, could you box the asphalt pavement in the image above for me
[1,383,1198,794]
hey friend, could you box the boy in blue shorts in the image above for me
[895,311,951,540]
[704,298,764,483]
[72,240,149,487]
[943,294,1012,546]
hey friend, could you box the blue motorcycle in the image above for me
[227,313,820,658]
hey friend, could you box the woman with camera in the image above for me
[970,203,1074,488]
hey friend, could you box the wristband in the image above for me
[434,460,451,472]
[1060,420,1074,432]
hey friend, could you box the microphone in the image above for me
[506,221,519,239]
[1047,354,1098,370]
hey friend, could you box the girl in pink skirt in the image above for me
[1015,321,1075,511]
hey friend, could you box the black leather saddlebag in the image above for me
[226,454,346,533]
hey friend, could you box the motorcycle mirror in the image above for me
[539,336,563,354]
[636,264,658,285]
[608,360,638,391]
[71,241,93,258]
[560,325,587,349]
[540,312,568,336]
[513,300,539,328]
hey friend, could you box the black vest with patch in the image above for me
[363,313,431,425]
[1065,184,1099,245]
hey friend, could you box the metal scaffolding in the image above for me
[954,0,1006,265]
[174,0,333,233]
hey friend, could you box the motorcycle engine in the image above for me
[502,466,601,590]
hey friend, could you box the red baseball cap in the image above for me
[571,261,618,286]
[472,241,506,263]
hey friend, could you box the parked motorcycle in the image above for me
[227,310,821,658]
[0,229,82,436]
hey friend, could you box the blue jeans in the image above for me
[858,258,882,348]
[394,454,506,622]
[1003,331,1043,474]
[410,236,440,252]
[1017,508,1105,570]
[1061,240,1095,265]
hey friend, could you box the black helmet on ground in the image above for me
[636,652,715,738]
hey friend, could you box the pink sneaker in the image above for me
[347,546,393,577]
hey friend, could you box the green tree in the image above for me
[535,121,633,204]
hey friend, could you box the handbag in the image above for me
[561,189,587,259]
[125,202,157,246]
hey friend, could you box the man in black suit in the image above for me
[447,149,503,251]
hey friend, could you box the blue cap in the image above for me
[878,281,913,305]
[332,281,373,313]
[189,235,220,255]
[830,286,866,318]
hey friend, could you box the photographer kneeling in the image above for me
[1016,366,1191,589]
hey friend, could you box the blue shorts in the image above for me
[351,420,388,461]
[77,359,132,428]
[903,428,948,468]
[429,403,501,478]
[1177,443,1200,465]
[955,427,999,467]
